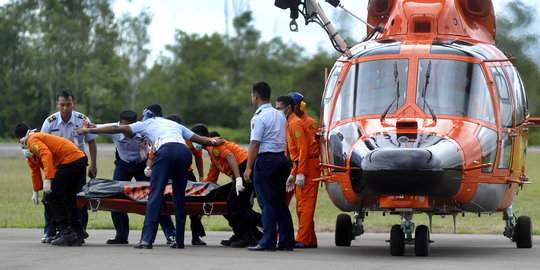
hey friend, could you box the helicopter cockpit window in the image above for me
[505,65,527,124]
[416,59,496,124]
[332,65,356,123]
[491,66,514,128]
[323,65,342,127]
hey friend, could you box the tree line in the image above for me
[1,0,539,143]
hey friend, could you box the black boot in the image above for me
[231,233,258,248]
[51,228,79,246]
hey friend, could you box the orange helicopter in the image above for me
[275,0,537,256]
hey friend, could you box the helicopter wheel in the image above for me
[515,216,533,248]
[390,224,405,256]
[335,213,353,246]
[414,225,430,256]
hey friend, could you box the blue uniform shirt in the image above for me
[250,103,287,154]
[41,110,98,151]
[129,117,194,145]
[97,122,150,163]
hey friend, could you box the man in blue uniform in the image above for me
[244,82,295,251]
[40,89,97,243]
[77,104,221,249]
[84,110,176,245]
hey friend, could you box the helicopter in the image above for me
[275,0,537,256]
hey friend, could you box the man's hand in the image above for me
[75,128,88,136]
[212,138,224,146]
[286,175,296,192]
[295,174,305,189]
[81,120,96,128]
[31,191,39,205]
[235,177,245,196]
[43,179,52,194]
[144,166,152,178]
[243,168,253,183]
[88,164,97,178]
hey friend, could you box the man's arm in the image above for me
[77,125,133,137]
[88,139,97,178]
[243,140,260,183]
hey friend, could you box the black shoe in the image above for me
[220,235,241,246]
[106,237,128,244]
[247,244,275,251]
[170,242,184,249]
[41,234,56,244]
[51,230,78,246]
[166,236,175,245]
[276,245,294,251]
[134,240,152,249]
[231,234,257,248]
[191,237,206,246]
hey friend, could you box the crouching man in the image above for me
[15,122,88,246]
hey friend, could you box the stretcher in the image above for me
[76,179,230,216]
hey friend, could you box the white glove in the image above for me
[295,174,305,189]
[235,177,245,196]
[286,175,296,192]
[144,166,152,177]
[43,179,52,194]
[31,191,39,205]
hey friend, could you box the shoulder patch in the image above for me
[312,122,319,129]
[47,116,56,123]
[78,114,87,120]
[212,148,220,157]
[32,143,39,152]
[294,130,302,138]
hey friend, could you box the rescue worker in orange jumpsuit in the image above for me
[192,125,262,247]
[276,95,319,249]
[15,122,88,246]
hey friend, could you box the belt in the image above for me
[258,151,284,156]
[153,137,182,152]
[293,156,319,166]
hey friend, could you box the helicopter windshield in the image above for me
[331,59,408,123]
[415,59,495,124]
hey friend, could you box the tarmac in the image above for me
[1,228,539,270]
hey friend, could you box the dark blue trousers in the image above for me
[141,143,191,244]
[252,152,294,249]
[111,158,175,240]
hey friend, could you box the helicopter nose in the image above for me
[362,148,441,171]
[360,147,461,197]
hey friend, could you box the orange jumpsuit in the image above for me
[286,113,320,247]
[25,133,86,191]
[202,138,248,182]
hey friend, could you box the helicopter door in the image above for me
[504,65,529,178]
[490,66,515,175]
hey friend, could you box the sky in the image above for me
[1,0,539,63]
[111,0,540,64]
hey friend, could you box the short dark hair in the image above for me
[277,95,295,109]
[191,124,209,137]
[166,114,183,125]
[209,131,221,137]
[14,122,30,139]
[56,89,74,101]
[119,110,137,123]
[252,81,271,101]
[145,104,163,117]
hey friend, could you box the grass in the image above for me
[1,152,540,235]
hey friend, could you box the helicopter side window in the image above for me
[505,65,527,124]
[323,65,342,127]
[416,59,495,124]
[354,59,408,116]
[331,65,356,124]
[498,132,512,169]
[491,66,514,128]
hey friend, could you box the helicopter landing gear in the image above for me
[335,212,365,246]
[389,212,431,256]
[503,205,532,248]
